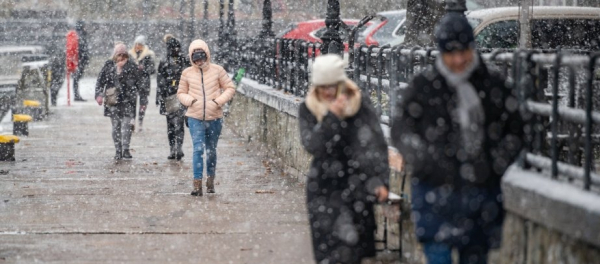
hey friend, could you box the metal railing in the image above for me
[225,37,318,97]
[222,37,600,193]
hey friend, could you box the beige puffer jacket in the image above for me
[177,39,235,121]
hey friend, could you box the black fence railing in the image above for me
[222,38,600,193]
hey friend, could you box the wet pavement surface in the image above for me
[0,78,313,263]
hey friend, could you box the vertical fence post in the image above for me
[584,54,599,190]
[567,66,581,168]
[551,53,562,179]
[389,46,403,123]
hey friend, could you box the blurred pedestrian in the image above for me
[95,43,141,160]
[177,39,235,196]
[391,13,524,264]
[48,25,66,106]
[129,35,156,132]
[298,54,390,264]
[157,34,189,160]
[73,20,89,101]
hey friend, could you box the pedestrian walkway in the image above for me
[0,78,313,263]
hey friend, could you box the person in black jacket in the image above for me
[129,35,156,132]
[73,20,89,102]
[95,43,140,160]
[391,13,524,264]
[156,34,189,160]
[298,54,389,264]
[47,37,65,106]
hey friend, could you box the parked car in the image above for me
[467,6,600,50]
[277,19,370,54]
[356,1,483,47]
[356,10,406,47]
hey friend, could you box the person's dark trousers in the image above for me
[138,95,149,131]
[166,113,185,159]
[50,87,60,106]
[73,65,87,101]
[110,116,133,159]
[423,242,489,264]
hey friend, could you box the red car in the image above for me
[277,19,369,55]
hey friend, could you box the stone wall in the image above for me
[225,78,311,181]
[225,78,600,264]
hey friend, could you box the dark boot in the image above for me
[191,179,202,196]
[167,146,176,160]
[122,149,132,159]
[176,145,184,161]
[74,94,87,102]
[206,177,215,193]
[114,150,122,160]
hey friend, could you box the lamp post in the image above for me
[258,0,274,84]
[320,0,343,56]
[203,0,209,38]
[189,0,195,41]
[260,0,274,38]
[217,0,225,63]
[224,0,236,70]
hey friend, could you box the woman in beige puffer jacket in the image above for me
[177,39,235,196]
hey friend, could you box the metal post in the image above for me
[260,0,274,38]
[225,0,236,70]
[551,53,561,179]
[142,0,149,33]
[519,0,532,49]
[259,0,274,84]
[179,0,186,44]
[218,0,225,61]
[320,0,343,56]
[203,0,209,38]
[584,55,599,191]
[190,0,195,41]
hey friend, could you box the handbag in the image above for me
[104,87,119,106]
[165,94,181,114]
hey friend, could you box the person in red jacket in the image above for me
[73,21,89,101]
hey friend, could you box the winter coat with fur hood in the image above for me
[177,39,235,121]
[128,46,155,97]
[298,79,389,263]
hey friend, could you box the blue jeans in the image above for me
[187,118,223,180]
[423,242,488,264]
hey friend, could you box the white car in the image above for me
[467,6,600,50]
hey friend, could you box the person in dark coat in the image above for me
[129,35,156,132]
[390,13,524,264]
[47,39,65,106]
[157,34,189,160]
[95,43,141,160]
[298,54,390,264]
[73,20,89,101]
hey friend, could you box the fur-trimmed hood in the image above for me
[128,45,155,64]
[305,79,362,123]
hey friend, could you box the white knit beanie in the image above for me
[311,54,347,86]
[134,35,146,46]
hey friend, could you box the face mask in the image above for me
[192,50,207,62]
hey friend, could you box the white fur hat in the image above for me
[134,35,146,46]
[311,54,348,86]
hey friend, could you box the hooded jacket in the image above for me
[157,37,189,115]
[298,79,389,263]
[129,45,156,96]
[177,39,235,121]
[390,54,524,249]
